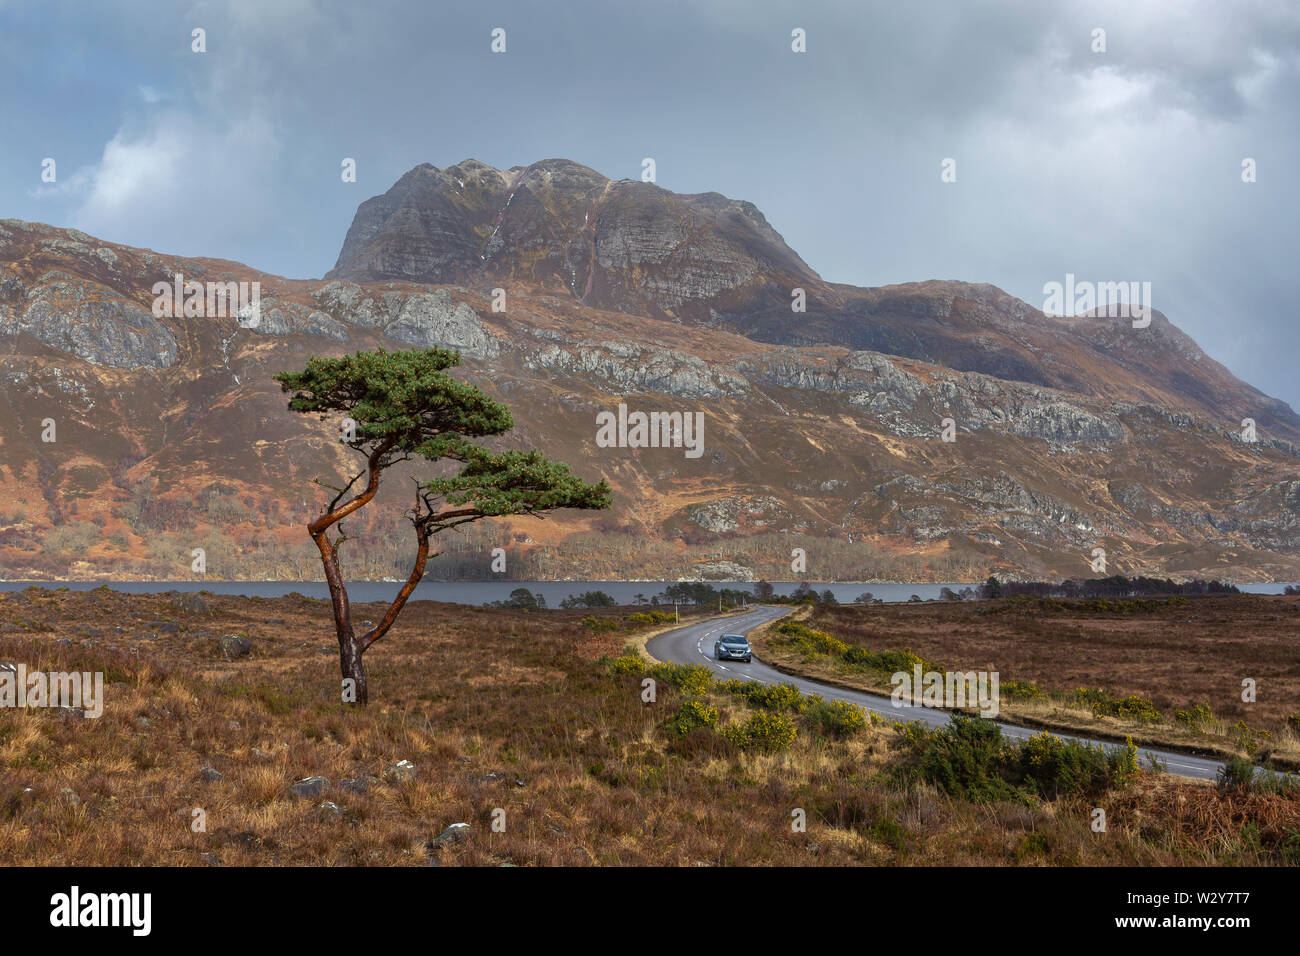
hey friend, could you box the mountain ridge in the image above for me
[326,159,1300,442]
[0,160,1297,584]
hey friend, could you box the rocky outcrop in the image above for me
[525,342,744,397]
[2,273,177,369]
[308,282,499,358]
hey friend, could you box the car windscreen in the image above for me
[721,635,747,644]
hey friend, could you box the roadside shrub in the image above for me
[773,621,934,678]
[606,655,646,677]
[848,647,930,674]
[663,699,719,736]
[1001,679,1046,701]
[895,720,934,749]
[580,615,620,632]
[773,621,849,656]
[1073,687,1161,723]
[647,662,713,699]
[1113,695,1161,723]
[1217,755,1256,790]
[721,711,798,752]
[1174,701,1214,730]
[804,698,868,739]
[626,611,675,627]
[1019,732,1138,798]
[916,714,1018,802]
[1228,719,1271,753]
[728,681,808,713]
[1217,756,1294,794]
[909,718,1140,803]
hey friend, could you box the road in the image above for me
[647,605,1233,782]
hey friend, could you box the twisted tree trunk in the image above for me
[308,438,464,706]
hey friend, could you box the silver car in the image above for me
[714,634,752,663]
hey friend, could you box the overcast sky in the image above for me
[2,0,1297,409]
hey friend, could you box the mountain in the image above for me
[0,160,1297,584]
[329,158,1300,443]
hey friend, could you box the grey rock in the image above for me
[383,759,417,784]
[199,766,226,783]
[170,593,210,614]
[7,275,178,369]
[382,290,500,359]
[290,776,330,798]
[428,822,471,848]
[218,634,252,659]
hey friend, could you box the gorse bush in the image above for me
[772,621,934,677]
[626,611,675,627]
[1217,756,1293,794]
[606,654,646,677]
[717,679,868,738]
[1019,732,1139,799]
[804,698,869,738]
[1228,719,1272,753]
[721,710,798,752]
[1174,701,1214,730]
[663,699,719,736]
[774,620,849,656]
[1001,679,1046,700]
[726,681,809,713]
[647,662,714,699]
[915,714,1019,802]
[844,646,930,674]
[1217,755,1257,790]
[904,715,1141,802]
[1072,687,1161,723]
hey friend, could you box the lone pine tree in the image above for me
[274,347,611,705]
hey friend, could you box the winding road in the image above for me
[647,605,1235,782]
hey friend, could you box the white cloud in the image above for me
[70,110,281,255]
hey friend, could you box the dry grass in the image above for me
[0,587,1296,866]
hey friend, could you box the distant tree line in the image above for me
[978,575,1241,599]
[484,574,1251,613]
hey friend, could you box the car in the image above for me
[714,634,752,663]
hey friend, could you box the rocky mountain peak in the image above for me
[327,157,823,325]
